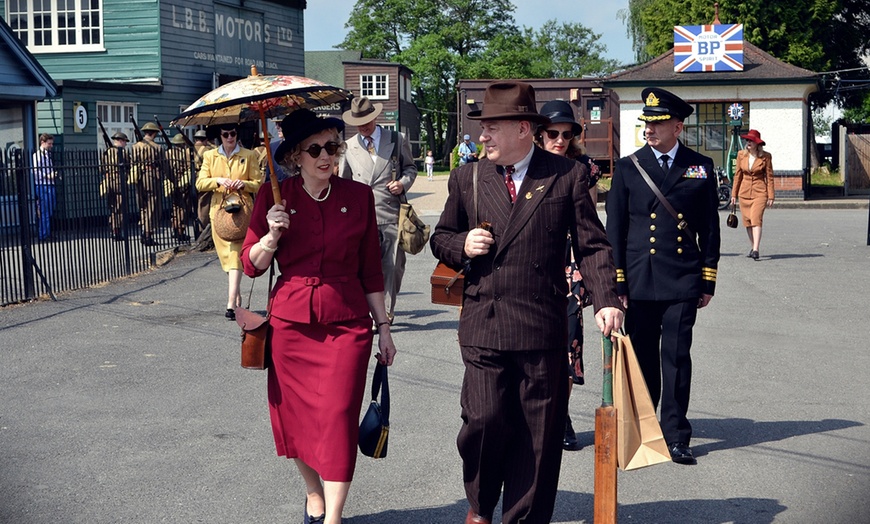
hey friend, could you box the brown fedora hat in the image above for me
[342,96,383,126]
[467,81,550,125]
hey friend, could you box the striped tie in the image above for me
[364,136,375,154]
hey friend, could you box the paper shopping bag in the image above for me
[613,332,671,470]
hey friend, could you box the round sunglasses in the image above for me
[543,129,576,141]
[302,141,340,158]
[220,131,237,138]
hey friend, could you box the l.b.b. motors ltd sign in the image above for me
[674,24,743,73]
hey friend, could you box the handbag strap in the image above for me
[629,154,698,245]
[243,262,275,315]
[370,362,390,421]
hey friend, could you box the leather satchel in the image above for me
[429,162,479,307]
[390,130,430,255]
[359,362,390,458]
[726,204,739,228]
[236,307,269,369]
[236,263,275,370]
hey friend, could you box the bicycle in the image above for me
[715,166,731,210]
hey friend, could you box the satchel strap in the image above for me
[628,154,698,248]
[370,362,390,420]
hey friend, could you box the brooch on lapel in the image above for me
[683,166,708,179]
[290,209,297,214]
[525,192,532,200]
[341,207,347,213]
[535,185,545,192]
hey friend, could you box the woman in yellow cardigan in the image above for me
[730,129,774,260]
[195,124,262,319]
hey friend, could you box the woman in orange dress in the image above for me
[241,109,396,524]
[730,129,774,259]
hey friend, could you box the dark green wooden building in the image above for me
[2,0,306,148]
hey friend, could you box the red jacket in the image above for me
[241,175,384,324]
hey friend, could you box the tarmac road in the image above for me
[1,195,869,523]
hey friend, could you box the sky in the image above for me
[303,0,636,66]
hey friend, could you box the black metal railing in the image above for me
[1,146,203,306]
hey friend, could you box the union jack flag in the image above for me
[674,24,743,73]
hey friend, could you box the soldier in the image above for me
[606,87,721,466]
[166,134,193,242]
[193,129,215,173]
[101,132,131,241]
[131,122,166,246]
[254,129,271,179]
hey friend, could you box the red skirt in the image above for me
[267,316,373,481]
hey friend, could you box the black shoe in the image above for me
[747,250,753,258]
[563,416,582,451]
[303,499,325,524]
[141,235,157,247]
[668,442,697,465]
[750,250,759,260]
[225,308,235,321]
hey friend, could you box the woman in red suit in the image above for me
[730,129,774,260]
[241,109,396,524]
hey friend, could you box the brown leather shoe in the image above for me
[466,508,492,524]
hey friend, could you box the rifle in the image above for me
[153,115,173,149]
[129,114,144,142]
[96,118,112,149]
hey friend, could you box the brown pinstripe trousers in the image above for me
[458,345,569,524]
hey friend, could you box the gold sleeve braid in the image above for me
[702,267,717,282]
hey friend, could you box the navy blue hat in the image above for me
[538,100,582,136]
[638,87,694,122]
[275,109,345,163]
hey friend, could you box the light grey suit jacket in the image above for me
[340,127,417,225]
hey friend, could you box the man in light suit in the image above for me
[430,81,624,524]
[606,87,721,465]
[340,96,417,322]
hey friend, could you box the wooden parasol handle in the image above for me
[256,105,282,206]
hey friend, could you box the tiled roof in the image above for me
[304,50,362,88]
[605,41,819,87]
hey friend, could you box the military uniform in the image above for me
[605,88,720,463]
[131,122,166,245]
[166,134,194,241]
[101,132,131,240]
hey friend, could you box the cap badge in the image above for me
[646,92,660,107]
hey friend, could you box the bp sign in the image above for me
[674,24,744,72]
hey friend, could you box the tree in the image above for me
[620,0,870,112]
[340,1,623,161]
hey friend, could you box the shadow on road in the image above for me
[345,492,786,524]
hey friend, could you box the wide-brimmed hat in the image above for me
[275,109,345,163]
[638,87,694,122]
[538,100,582,136]
[140,122,160,133]
[467,81,550,125]
[111,131,129,141]
[193,130,208,140]
[342,96,383,126]
[740,129,766,146]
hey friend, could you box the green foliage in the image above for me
[623,0,870,112]
[340,1,624,162]
[842,94,870,124]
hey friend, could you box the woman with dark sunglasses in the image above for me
[241,109,396,524]
[196,122,263,320]
[534,100,600,452]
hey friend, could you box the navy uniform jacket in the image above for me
[606,143,720,301]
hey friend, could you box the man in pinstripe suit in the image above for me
[431,81,624,524]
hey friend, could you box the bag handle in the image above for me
[370,362,390,421]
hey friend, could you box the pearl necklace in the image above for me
[302,183,331,202]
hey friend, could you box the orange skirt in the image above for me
[740,197,768,227]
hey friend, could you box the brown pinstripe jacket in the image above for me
[430,147,621,351]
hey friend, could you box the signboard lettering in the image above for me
[674,24,743,72]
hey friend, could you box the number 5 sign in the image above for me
[73,102,88,132]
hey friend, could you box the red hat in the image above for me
[740,129,766,146]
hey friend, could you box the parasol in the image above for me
[171,65,351,204]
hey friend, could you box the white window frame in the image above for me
[96,102,137,150]
[7,0,105,54]
[360,74,389,100]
